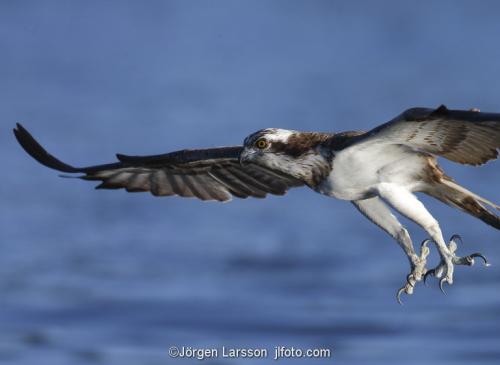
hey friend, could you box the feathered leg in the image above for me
[353,197,430,304]
[376,183,490,293]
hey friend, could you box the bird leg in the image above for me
[424,234,490,292]
[351,197,432,304]
[397,239,431,304]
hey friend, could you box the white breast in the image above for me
[317,144,427,201]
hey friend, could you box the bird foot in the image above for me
[424,234,490,293]
[396,239,431,305]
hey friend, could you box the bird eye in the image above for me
[255,139,268,149]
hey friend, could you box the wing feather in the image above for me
[209,168,265,198]
[206,170,251,199]
[126,173,150,192]
[13,123,304,201]
[226,166,279,194]
[180,175,209,200]
[149,170,175,196]
[355,106,500,165]
[190,174,232,201]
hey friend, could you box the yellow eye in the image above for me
[255,139,268,149]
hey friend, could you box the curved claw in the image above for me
[439,277,448,294]
[420,239,432,260]
[423,269,435,286]
[406,273,414,285]
[448,234,462,253]
[470,253,491,267]
[450,234,463,245]
[396,287,406,305]
[421,238,432,248]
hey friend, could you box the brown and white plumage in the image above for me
[14,124,303,201]
[359,105,500,165]
[13,105,500,303]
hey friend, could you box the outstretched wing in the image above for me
[13,124,304,202]
[351,105,500,166]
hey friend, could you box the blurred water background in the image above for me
[1,1,500,364]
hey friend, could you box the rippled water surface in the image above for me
[1,1,500,364]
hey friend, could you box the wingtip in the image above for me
[13,123,81,173]
[13,122,26,135]
[13,123,28,146]
[13,123,22,138]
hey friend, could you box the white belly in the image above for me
[316,144,427,201]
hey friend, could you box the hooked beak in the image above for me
[239,149,252,165]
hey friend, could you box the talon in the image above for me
[397,286,406,305]
[470,253,491,267]
[420,239,431,259]
[455,255,475,266]
[406,274,415,286]
[448,235,462,253]
[423,234,489,295]
[423,269,435,286]
[439,277,448,294]
[421,238,432,249]
[450,234,463,244]
[434,265,445,278]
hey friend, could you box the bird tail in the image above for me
[427,177,500,230]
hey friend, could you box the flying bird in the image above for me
[14,105,500,303]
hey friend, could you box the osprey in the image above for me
[14,105,500,303]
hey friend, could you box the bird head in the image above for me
[240,128,332,182]
[240,128,294,166]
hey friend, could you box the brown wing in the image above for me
[353,105,500,165]
[13,123,304,202]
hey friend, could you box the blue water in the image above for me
[1,1,499,364]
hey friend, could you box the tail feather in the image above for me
[441,179,500,211]
[427,178,500,230]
